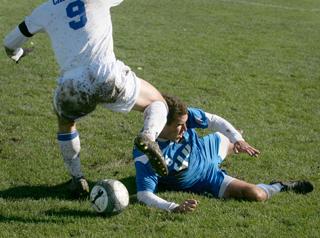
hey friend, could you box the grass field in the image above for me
[0,0,319,237]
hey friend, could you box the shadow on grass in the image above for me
[0,176,137,201]
[0,209,103,224]
[44,208,123,218]
[0,206,127,224]
[0,214,65,224]
[119,176,136,195]
[0,176,137,223]
[44,208,102,218]
[0,180,82,200]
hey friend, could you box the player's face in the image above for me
[160,114,188,142]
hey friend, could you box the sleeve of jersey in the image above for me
[3,27,29,50]
[205,112,244,143]
[134,153,180,211]
[24,3,47,35]
[137,191,179,212]
[134,155,158,193]
[186,107,209,129]
[4,4,47,51]
[108,0,124,8]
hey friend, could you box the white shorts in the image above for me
[53,60,141,120]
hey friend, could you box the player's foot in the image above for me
[68,176,90,198]
[134,133,168,176]
[270,180,314,194]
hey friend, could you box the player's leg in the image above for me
[97,62,168,139]
[223,179,269,201]
[133,79,168,141]
[57,117,82,180]
[53,68,94,197]
[132,78,168,176]
[222,178,314,201]
[100,61,168,176]
[56,116,89,197]
[215,133,302,201]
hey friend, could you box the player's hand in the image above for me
[172,199,198,213]
[5,47,34,63]
[233,140,260,157]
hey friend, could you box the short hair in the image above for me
[163,94,188,125]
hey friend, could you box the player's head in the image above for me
[160,94,188,141]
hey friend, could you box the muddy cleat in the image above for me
[134,134,168,176]
[68,176,90,198]
[271,180,314,194]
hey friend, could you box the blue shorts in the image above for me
[194,132,235,198]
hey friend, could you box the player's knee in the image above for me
[238,184,267,202]
[249,186,268,202]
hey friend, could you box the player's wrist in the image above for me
[172,205,183,213]
[168,202,179,212]
[7,47,24,62]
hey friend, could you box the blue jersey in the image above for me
[133,108,227,197]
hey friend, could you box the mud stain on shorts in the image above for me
[95,75,123,104]
[54,73,123,120]
[55,78,97,120]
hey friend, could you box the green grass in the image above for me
[1,0,319,237]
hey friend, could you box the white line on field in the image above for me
[217,0,320,12]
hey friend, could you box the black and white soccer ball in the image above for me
[90,179,129,215]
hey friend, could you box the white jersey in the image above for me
[24,0,123,73]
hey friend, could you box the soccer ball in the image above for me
[90,179,129,215]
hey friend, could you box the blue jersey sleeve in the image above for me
[187,107,208,129]
[134,158,158,193]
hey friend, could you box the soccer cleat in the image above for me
[134,133,168,176]
[68,176,90,198]
[270,180,314,194]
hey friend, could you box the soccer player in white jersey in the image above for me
[3,0,169,197]
[133,95,314,213]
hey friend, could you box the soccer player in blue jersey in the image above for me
[133,95,314,213]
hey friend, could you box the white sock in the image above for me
[142,101,168,141]
[257,183,282,199]
[58,131,84,178]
